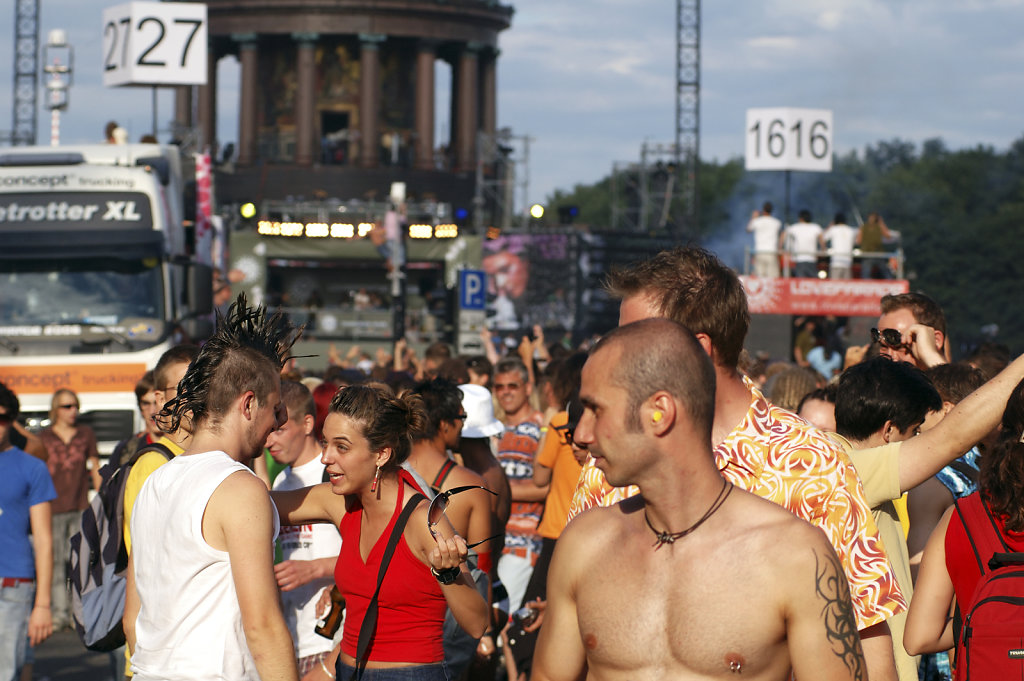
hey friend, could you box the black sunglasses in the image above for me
[870,327,904,349]
[428,485,501,550]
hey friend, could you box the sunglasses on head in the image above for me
[427,485,501,550]
[870,328,904,349]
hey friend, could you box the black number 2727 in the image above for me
[104,16,203,71]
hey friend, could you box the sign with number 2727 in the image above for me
[102,1,207,87]
[745,108,833,173]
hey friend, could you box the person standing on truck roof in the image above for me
[38,388,100,632]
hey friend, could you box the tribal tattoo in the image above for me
[813,549,865,680]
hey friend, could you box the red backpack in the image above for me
[952,494,1024,681]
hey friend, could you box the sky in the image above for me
[3,0,1024,207]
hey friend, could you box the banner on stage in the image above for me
[740,276,909,316]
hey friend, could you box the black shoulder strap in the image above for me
[351,492,426,681]
[127,441,174,466]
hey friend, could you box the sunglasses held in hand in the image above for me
[427,485,501,549]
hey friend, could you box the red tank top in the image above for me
[336,471,447,663]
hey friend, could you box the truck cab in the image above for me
[0,144,212,454]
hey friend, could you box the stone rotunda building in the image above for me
[176,0,514,212]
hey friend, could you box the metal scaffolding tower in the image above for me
[473,128,531,233]
[11,0,40,145]
[610,142,686,234]
[609,2,700,238]
[675,0,700,234]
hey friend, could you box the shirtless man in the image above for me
[534,319,865,681]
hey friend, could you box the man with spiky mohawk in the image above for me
[124,294,302,681]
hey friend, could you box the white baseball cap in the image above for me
[459,384,504,438]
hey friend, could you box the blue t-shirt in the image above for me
[0,446,57,578]
[807,345,843,379]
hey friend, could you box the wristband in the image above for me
[431,566,460,585]
[319,659,335,679]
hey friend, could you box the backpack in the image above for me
[68,441,173,651]
[952,493,1024,681]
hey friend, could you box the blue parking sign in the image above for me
[459,269,486,310]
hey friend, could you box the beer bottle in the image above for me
[314,585,345,639]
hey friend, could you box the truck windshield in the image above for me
[0,257,163,327]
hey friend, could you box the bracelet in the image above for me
[431,565,461,585]
[319,659,335,679]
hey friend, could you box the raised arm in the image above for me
[271,480,344,527]
[408,503,488,638]
[899,350,1024,492]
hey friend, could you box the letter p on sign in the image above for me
[460,269,486,310]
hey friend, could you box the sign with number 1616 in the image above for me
[745,108,833,173]
[102,1,207,87]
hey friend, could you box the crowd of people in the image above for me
[747,200,899,279]
[3,246,1023,681]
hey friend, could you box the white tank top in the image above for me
[130,450,279,680]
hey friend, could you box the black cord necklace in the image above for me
[643,479,733,550]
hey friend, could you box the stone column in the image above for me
[480,49,498,140]
[454,43,481,172]
[235,33,259,166]
[414,41,437,170]
[294,32,319,166]
[174,86,193,133]
[197,46,218,153]
[358,33,386,169]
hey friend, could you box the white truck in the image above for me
[0,144,212,454]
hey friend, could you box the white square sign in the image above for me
[745,108,833,172]
[102,2,207,87]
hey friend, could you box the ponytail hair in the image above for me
[329,385,427,473]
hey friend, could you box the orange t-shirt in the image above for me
[535,411,582,540]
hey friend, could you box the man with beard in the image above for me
[123,296,301,681]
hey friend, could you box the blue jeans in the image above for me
[336,660,449,681]
[0,581,34,681]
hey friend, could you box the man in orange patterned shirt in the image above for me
[567,247,905,681]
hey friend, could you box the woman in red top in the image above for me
[274,385,488,681]
[906,377,1024,676]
